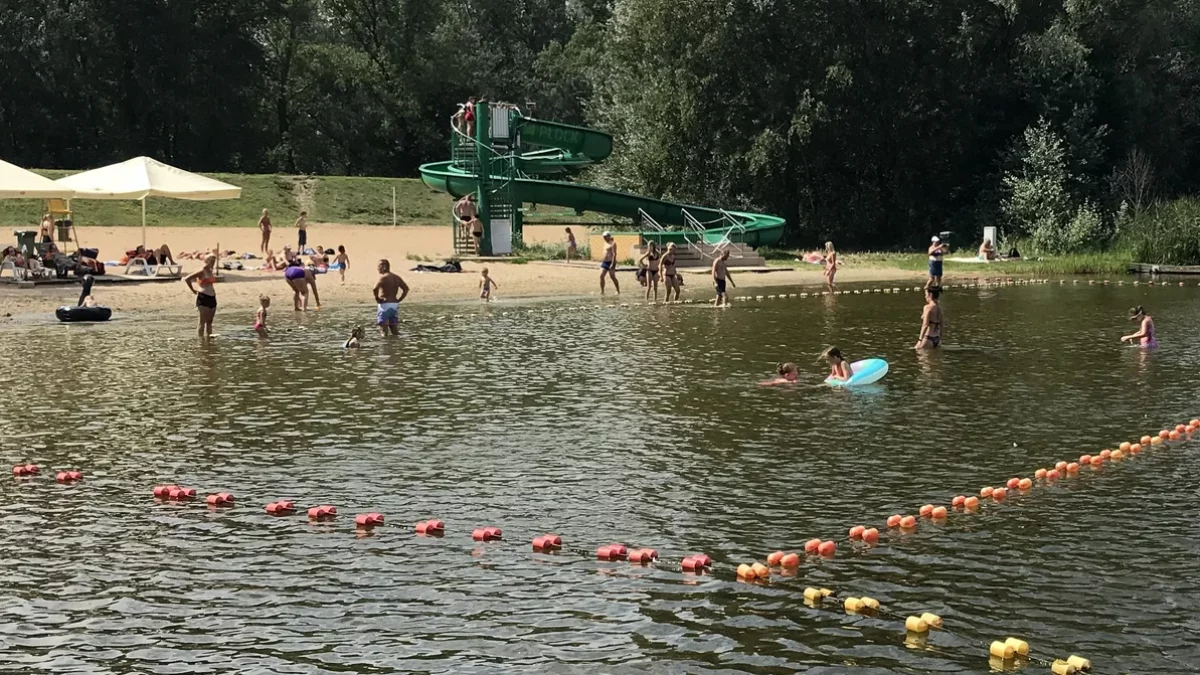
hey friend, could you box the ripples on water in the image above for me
[2,283,1199,673]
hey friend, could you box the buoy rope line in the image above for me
[11,421,1195,673]
[432,276,1188,322]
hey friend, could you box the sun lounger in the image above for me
[125,259,182,278]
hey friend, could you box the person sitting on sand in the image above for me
[344,325,365,349]
[978,238,997,261]
[761,362,799,386]
[821,347,852,382]
[262,249,285,271]
[1121,306,1157,348]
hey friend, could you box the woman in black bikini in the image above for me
[915,286,942,349]
[639,241,661,302]
[661,243,680,303]
[184,254,219,338]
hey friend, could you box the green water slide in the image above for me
[418,103,785,254]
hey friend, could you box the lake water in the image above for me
[2,281,1199,674]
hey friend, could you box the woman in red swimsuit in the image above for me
[184,254,219,337]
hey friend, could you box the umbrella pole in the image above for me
[141,198,147,249]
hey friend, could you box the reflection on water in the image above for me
[2,283,1200,673]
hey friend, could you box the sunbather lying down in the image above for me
[125,244,176,265]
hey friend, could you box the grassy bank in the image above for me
[0,170,452,228]
[759,248,1132,275]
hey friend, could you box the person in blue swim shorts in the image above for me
[372,259,409,336]
[599,231,620,295]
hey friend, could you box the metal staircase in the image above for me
[448,120,519,255]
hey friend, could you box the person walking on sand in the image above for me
[823,241,838,288]
[284,265,321,311]
[600,231,620,295]
[184,254,219,338]
[914,286,943,349]
[258,209,272,253]
[333,245,349,283]
[373,259,409,336]
[712,250,735,306]
[295,211,309,251]
[479,267,498,301]
[565,227,577,263]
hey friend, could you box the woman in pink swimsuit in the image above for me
[1121,306,1157,348]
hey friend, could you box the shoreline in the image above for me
[1,224,1028,323]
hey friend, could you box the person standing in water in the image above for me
[661,242,681,303]
[712,250,736,306]
[284,265,321,311]
[821,346,852,382]
[914,286,943,349]
[927,235,948,289]
[823,241,838,287]
[253,295,270,338]
[184,254,219,338]
[639,241,661,302]
[373,259,409,336]
[1121,306,1157,348]
[600,231,620,295]
[258,209,272,253]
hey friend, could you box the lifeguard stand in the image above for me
[45,198,76,250]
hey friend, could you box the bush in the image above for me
[1125,199,1200,264]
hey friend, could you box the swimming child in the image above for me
[479,267,498,301]
[333,245,349,283]
[821,346,852,382]
[1121,306,1157,348]
[760,362,799,386]
[343,325,365,349]
[254,295,270,338]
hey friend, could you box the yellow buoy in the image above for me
[1004,637,1029,656]
[803,587,823,602]
[989,641,1015,660]
[1066,655,1092,671]
[1051,660,1078,675]
[860,597,880,610]
[820,588,834,598]
[905,616,929,633]
[920,612,943,629]
[844,597,863,613]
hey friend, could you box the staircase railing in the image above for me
[448,112,520,252]
[638,208,665,232]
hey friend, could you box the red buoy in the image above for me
[818,540,836,556]
[804,538,821,553]
[849,525,865,539]
[354,513,384,528]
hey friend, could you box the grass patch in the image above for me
[510,240,591,262]
[0,170,452,228]
[760,247,1131,275]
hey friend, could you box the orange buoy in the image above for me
[804,538,821,553]
[886,515,902,528]
[629,549,658,564]
[1176,424,1187,434]
[1160,429,1171,440]
[153,485,175,498]
[862,527,880,543]
[980,487,994,498]
[1079,455,1092,465]
[780,552,801,567]
[1169,430,1181,441]
[308,505,337,520]
[1111,449,1125,460]
[355,512,384,528]
[1151,436,1163,445]
[951,495,966,507]
[964,496,980,510]
[1119,442,1131,452]
[751,562,771,578]
[1046,469,1061,480]
[1191,419,1199,428]
[1091,455,1105,466]
[1066,462,1080,473]
[849,525,865,539]
[206,493,233,506]
[818,540,837,556]
[1018,478,1032,490]
[1034,469,1047,480]
[681,557,703,572]
[992,487,1008,500]
[265,500,296,515]
[767,551,785,566]
[899,516,917,529]
[1141,435,1153,445]
[1006,478,1020,489]
[1099,449,1112,459]
[1054,461,1068,472]
[736,563,755,579]
[1130,443,1142,454]
[931,506,948,520]
[919,504,934,517]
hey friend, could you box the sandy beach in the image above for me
[0,224,931,318]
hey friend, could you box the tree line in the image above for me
[3,0,1199,249]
